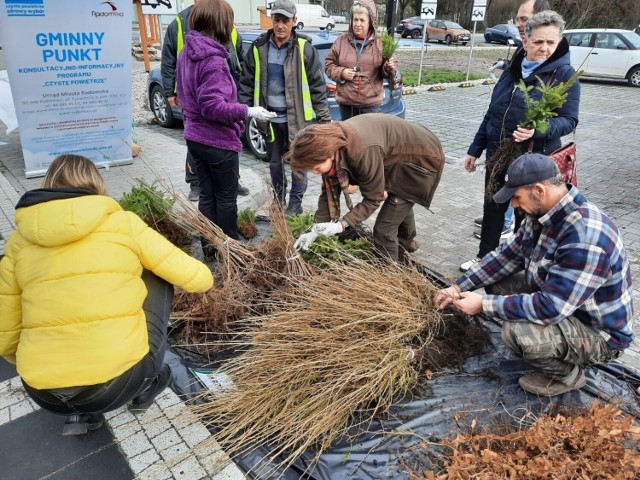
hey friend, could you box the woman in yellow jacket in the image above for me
[0,155,213,435]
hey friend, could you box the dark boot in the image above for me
[188,185,200,202]
[284,202,303,216]
[129,364,172,412]
[62,413,105,436]
[237,183,250,196]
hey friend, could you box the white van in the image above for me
[294,4,335,31]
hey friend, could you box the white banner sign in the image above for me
[420,1,437,20]
[471,0,487,22]
[0,0,132,177]
[141,0,178,16]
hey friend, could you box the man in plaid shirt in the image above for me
[435,153,634,396]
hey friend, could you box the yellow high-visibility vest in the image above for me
[252,37,314,125]
[176,16,240,72]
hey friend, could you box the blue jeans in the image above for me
[504,204,514,229]
[338,104,381,121]
[266,122,307,206]
[187,140,239,241]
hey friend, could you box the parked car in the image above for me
[293,4,335,31]
[484,24,522,46]
[396,16,421,38]
[563,29,640,87]
[397,17,470,45]
[147,30,406,160]
[425,20,471,45]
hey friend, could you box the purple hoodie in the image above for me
[176,30,248,151]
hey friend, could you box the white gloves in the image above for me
[294,231,319,251]
[247,106,277,122]
[294,222,345,251]
[314,221,345,237]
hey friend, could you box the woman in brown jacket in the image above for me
[288,113,444,261]
[325,0,396,120]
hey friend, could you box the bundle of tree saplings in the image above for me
[169,200,315,354]
[429,401,640,479]
[192,256,443,478]
[119,179,192,251]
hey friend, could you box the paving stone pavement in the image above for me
[0,79,639,477]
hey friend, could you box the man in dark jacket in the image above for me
[161,1,248,200]
[238,0,331,215]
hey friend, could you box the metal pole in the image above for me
[417,21,428,86]
[385,0,396,35]
[465,21,477,81]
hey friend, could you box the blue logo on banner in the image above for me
[6,0,45,17]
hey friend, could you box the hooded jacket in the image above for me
[176,30,248,151]
[0,189,213,389]
[468,37,580,160]
[314,114,445,227]
[325,0,395,107]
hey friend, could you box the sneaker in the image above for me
[474,216,483,227]
[460,257,481,272]
[188,186,200,202]
[473,226,514,240]
[129,364,172,412]
[237,183,250,196]
[284,202,303,216]
[518,369,586,397]
[62,413,105,436]
[401,239,418,253]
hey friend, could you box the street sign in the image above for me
[266,1,275,17]
[471,0,487,22]
[141,0,178,15]
[420,1,438,21]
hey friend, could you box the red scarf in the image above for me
[322,153,353,221]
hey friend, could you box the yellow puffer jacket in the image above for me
[0,189,213,389]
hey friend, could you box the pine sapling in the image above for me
[485,70,582,196]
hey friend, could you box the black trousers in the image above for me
[187,139,239,240]
[338,104,380,121]
[185,151,199,187]
[23,270,174,415]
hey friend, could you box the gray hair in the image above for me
[351,5,368,17]
[525,10,566,37]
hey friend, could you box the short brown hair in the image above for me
[286,123,349,171]
[190,0,234,44]
[42,154,107,195]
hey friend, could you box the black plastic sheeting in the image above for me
[165,256,640,478]
[168,321,640,479]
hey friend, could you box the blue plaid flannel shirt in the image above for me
[457,187,635,350]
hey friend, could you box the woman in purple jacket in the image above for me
[176,0,273,250]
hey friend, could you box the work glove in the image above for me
[247,106,277,122]
[294,230,319,251]
[314,221,345,237]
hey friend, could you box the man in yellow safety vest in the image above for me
[238,0,331,215]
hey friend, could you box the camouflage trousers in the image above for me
[486,272,622,382]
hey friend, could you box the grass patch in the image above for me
[402,67,485,86]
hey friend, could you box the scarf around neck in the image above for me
[322,152,354,221]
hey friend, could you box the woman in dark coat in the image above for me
[460,10,580,272]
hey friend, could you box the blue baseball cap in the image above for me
[493,153,560,203]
